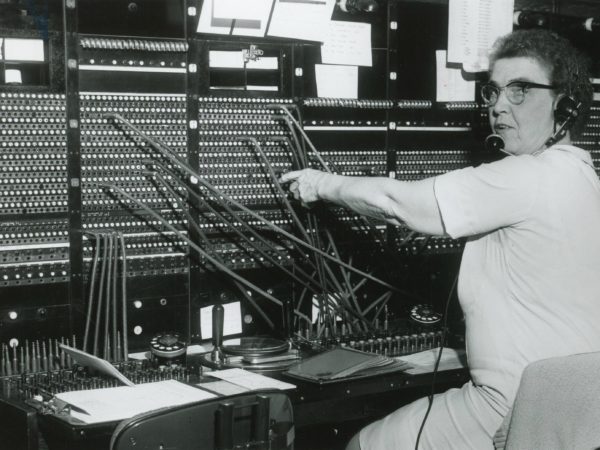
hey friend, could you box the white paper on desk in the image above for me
[396,348,467,375]
[197,0,270,37]
[435,50,475,102]
[210,368,296,391]
[447,0,514,72]
[55,380,217,424]
[213,0,274,21]
[315,64,358,99]
[59,344,134,386]
[321,21,372,67]
[267,0,336,42]
[200,380,250,396]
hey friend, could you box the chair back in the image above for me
[110,389,294,450]
[504,352,600,450]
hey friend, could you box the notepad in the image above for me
[285,347,410,383]
[55,380,217,424]
[397,347,467,375]
[209,368,296,391]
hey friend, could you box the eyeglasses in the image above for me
[480,81,556,106]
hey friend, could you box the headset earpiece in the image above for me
[554,95,579,124]
[546,94,581,147]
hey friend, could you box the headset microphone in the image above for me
[485,133,505,152]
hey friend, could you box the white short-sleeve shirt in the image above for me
[434,145,600,408]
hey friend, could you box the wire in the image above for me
[246,129,391,324]
[144,164,328,295]
[240,137,314,244]
[147,170,279,328]
[273,106,404,281]
[92,182,285,309]
[111,232,118,361]
[270,107,330,171]
[323,232,365,316]
[414,270,460,450]
[362,290,392,317]
[119,232,128,361]
[94,234,107,356]
[104,234,113,359]
[106,112,430,340]
[83,232,100,353]
[104,113,402,293]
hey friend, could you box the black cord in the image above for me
[105,113,401,293]
[83,232,100,353]
[118,232,128,362]
[414,270,460,450]
[92,182,285,308]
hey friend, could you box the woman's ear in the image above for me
[552,93,565,114]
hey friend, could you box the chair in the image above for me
[497,352,600,450]
[110,389,294,450]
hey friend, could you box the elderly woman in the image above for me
[281,29,600,449]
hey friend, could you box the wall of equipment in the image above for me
[1,0,600,368]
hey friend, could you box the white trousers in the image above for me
[359,382,507,450]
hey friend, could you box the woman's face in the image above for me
[488,57,559,156]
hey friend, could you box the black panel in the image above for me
[77,0,185,38]
[395,1,448,100]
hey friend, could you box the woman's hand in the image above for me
[279,169,333,205]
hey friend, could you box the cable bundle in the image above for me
[83,231,128,361]
[95,107,417,340]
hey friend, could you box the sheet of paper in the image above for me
[230,19,269,37]
[200,380,250,396]
[321,21,372,67]
[246,57,279,70]
[55,380,217,424]
[197,0,270,37]
[207,51,278,71]
[396,347,467,375]
[209,50,245,69]
[267,0,336,42]
[4,38,45,61]
[5,69,22,84]
[447,0,514,72]
[187,343,212,355]
[209,368,296,390]
[213,0,273,21]
[59,344,134,386]
[200,302,242,340]
[315,64,358,99]
[197,0,233,35]
[435,50,475,102]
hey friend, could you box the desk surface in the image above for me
[287,367,470,427]
[0,355,470,450]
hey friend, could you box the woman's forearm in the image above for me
[281,169,445,235]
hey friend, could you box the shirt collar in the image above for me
[546,144,594,168]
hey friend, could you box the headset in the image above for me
[546,62,582,147]
[545,94,581,147]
